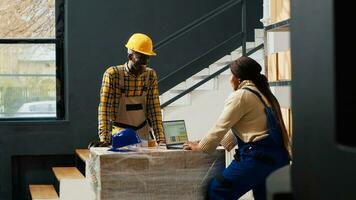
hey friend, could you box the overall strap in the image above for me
[242,87,268,108]
[142,70,151,95]
[117,65,126,95]
[231,128,245,146]
[243,87,284,148]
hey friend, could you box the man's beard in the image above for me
[130,62,146,76]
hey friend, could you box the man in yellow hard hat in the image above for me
[96,33,165,147]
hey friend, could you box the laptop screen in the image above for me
[163,120,188,145]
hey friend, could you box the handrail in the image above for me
[154,0,243,50]
[158,32,243,85]
[265,19,290,32]
[241,0,247,56]
[161,43,264,108]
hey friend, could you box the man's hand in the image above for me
[183,141,202,151]
[88,140,110,149]
[156,140,166,145]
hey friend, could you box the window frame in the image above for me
[0,0,65,121]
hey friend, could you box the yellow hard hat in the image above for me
[125,33,157,56]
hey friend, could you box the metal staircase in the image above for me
[154,0,263,94]
[160,29,264,108]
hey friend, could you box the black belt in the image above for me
[234,148,275,166]
[111,120,148,131]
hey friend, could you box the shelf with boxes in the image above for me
[269,80,291,87]
[265,19,290,32]
[264,0,292,139]
[266,50,292,140]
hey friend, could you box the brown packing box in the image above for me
[87,148,225,200]
[281,107,291,138]
[267,53,278,81]
[269,0,278,23]
[289,109,293,138]
[270,0,291,24]
[277,49,292,80]
[276,0,290,22]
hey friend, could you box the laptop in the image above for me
[163,120,189,149]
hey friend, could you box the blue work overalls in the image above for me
[208,88,290,200]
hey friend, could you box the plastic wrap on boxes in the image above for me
[87,147,225,200]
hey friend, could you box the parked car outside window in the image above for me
[13,101,56,118]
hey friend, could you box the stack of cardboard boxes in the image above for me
[266,0,292,139]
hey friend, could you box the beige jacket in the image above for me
[199,80,270,154]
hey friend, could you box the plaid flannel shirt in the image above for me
[98,64,164,143]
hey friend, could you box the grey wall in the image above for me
[0,0,262,199]
[291,0,356,199]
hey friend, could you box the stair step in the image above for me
[29,184,59,200]
[193,68,210,77]
[75,149,89,162]
[209,63,230,75]
[161,37,264,108]
[52,167,94,199]
[160,91,191,106]
[75,149,89,177]
[170,81,187,91]
[189,76,216,90]
[52,167,84,181]
[255,28,264,38]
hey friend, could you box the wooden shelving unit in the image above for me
[264,0,292,139]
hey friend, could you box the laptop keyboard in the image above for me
[168,144,184,149]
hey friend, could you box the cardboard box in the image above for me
[267,53,278,81]
[277,49,292,80]
[281,107,292,140]
[270,0,291,24]
[289,108,293,138]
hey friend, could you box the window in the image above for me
[0,0,64,120]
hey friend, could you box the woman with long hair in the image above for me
[183,56,291,200]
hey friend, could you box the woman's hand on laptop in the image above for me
[183,141,201,151]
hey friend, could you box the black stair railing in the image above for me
[155,0,249,93]
[154,0,244,51]
[157,0,259,108]
[160,43,264,108]
[158,31,244,86]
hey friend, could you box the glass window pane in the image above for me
[0,0,55,39]
[0,44,56,118]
